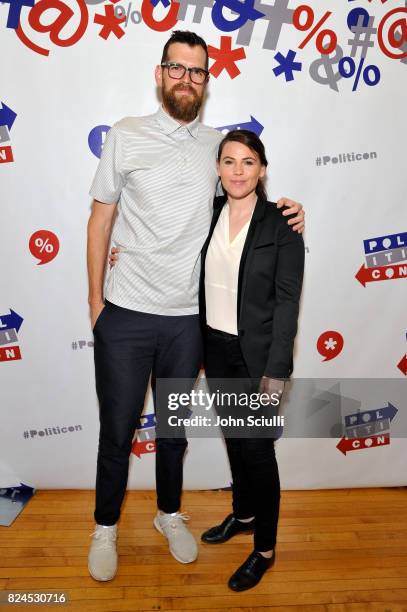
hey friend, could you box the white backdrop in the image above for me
[1,0,406,490]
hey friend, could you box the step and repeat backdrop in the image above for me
[1,0,406,491]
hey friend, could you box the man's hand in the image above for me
[109,247,120,267]
[276,197,305,234]
[258,376,285,405]
[90,301,105,331]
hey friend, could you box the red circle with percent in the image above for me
[317,330,344,362]
[29,230,60,265]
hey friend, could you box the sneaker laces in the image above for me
[159,511,190,530]
[90,527,116,549]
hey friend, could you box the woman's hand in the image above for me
[276,197,305,233]
[109,247,120,267]
[258,377,285,405]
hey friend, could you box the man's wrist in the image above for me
[88,297,104,306]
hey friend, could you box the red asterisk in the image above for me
[94,4,126,39]
[208,36,246,79]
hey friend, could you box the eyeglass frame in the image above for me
[160,62,210,85]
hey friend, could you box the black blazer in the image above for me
[199,196,305,379]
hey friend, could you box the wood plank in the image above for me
[1,489,406,611]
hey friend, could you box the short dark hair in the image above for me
[161,30,209,70]
[217,130,269,201]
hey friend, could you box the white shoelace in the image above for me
[90,527,117,549]
[159,511,190,529]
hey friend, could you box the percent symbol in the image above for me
[115,2,142,26]
[339,56,380,91]
[293,5,337,55]
[29,230,60,265]
[35,237,54,253]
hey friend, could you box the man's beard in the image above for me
[162,82,203,123]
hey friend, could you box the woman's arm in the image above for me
[263,222,305,379]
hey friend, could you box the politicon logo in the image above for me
[356,231,407,286]
[0,309,23,363]
[0,101,16,164]
[132,413,156,458]
[337,403,398,455]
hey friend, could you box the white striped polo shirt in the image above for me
[89,106,222,315]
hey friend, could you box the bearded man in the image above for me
[86,30,305,581]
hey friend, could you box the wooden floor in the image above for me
[1,488,407,611]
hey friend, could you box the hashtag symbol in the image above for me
[316,157,321,166]
[236,0,294,50]
[348,15,377,59]
[177,0,214,23]
[72,341,78,350]
[23,431,29,439]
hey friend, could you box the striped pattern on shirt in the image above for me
[89,106,223,315]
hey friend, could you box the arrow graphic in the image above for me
[0,103,17,130]
[397,354,407,376]
[345,402,398,427]
[216,115,264,136]
[337,433,390,455]
[355,263,407,286]
[0,309,24,333]
[132,439,156,458]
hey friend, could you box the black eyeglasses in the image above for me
[161,62,209,85]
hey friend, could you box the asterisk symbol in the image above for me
[324,338,337,350]
[273,49,302,82]
[94,4,126,39]
[208,36,246,79]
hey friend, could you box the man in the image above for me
[87,30,304,582]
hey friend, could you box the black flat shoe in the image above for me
[201,514,255,544]
[228,549,275,591]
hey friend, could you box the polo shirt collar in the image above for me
[156,105,200,138]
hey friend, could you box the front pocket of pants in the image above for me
[93,305,108,334]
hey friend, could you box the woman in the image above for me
[109,129,304,591]
[198,129,304,591]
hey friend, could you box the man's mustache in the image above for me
[172,84,196,95]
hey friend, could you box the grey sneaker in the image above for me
[153,511,198,564]
[88,524,118,581]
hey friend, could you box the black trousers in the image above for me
[205,327,280,551]
[93,300,202,525]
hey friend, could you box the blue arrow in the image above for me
[0,309,24,333]
[0,102,17,130]
[345,402,398,427]
[216,115,264,137]
[381,402,398,422]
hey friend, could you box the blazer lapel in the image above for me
[199,196,226,324]
[237,198,267,324]
[201,195,226,263]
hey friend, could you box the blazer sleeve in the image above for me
[263,220,305,379]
